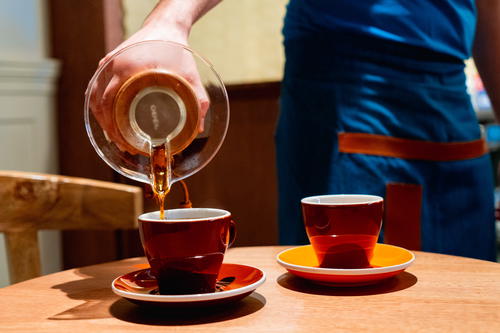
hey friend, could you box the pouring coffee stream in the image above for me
[85,41,229,216]
[150,142,172,219]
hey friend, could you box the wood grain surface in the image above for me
[0,170,143,232]
[4,231,41,283]
[0,246,498,332]
[0,170,143,283]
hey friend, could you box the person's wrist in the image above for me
[141,18,190,45]
[142,5,192,42]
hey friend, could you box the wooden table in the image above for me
[0,246,499,332]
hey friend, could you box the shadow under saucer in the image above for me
[109,292,266,326]
[277,271,417,297]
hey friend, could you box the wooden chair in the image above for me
[0,170,143,284]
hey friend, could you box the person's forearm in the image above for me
[473,0,500,120]
[143,0,222,37]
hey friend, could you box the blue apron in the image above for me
[276,32,497,261]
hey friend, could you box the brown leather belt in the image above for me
[338,132,488,161]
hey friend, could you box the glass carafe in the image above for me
[84,40,229,192]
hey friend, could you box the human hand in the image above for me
[87,24,209,155]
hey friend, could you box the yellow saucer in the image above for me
[277,243,415,286]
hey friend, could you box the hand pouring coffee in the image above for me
[84,40,229,217]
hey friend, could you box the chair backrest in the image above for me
[0,170,143,283]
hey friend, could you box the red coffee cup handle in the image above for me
[228,219,236,248]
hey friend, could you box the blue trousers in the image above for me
[276,33,497,261]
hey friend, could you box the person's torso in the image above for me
[284,0,477,60]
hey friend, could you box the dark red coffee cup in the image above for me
[301,195,383,269]
[138,208,236,295]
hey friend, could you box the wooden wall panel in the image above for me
[48,0,122,181]
[163,82,281,247]
[188,82,281,246]
[48,0,124,269]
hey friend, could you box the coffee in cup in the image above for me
[138,208,236,294]
[301,194,383,269]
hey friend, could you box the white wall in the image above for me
[122,0,287,84]
[0,0,60,287]
[0,1,48,60]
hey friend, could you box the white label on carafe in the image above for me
[129,86,187,144]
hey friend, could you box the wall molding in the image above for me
[0,59,59,95]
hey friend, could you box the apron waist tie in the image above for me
[339,132,489,250]
[338,132,488,161]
